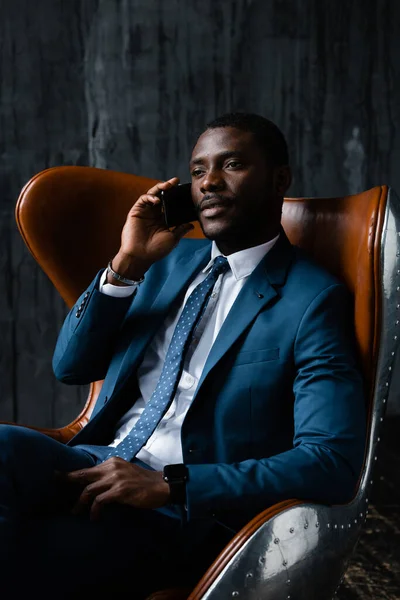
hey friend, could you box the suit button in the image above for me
[84,292,90,298]
[76,311,81,318]
[188,448,195,454]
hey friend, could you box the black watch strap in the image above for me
[163,463,188,505]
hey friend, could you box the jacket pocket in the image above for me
[233,347,280,366]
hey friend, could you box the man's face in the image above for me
[190,127,283,251]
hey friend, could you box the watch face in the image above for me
[163,463,188,481]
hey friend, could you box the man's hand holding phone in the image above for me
[108,178,195,285]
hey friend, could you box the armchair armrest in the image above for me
[186,497,365,600]
[145,495,366,600]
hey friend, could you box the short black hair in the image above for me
[206,112,289,166]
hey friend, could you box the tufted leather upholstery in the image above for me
[13,167,388,598]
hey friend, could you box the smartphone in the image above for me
[160,183,198,228]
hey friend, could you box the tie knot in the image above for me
[210,256,229,277]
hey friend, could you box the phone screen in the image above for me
[161,183,198,228]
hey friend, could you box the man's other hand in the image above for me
[63,457,171,520]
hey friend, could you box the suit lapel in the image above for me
[195,229,294,392]
[145,244,212,327]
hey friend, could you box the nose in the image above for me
[200,169,225,194]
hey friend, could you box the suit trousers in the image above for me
[0,424,231,598]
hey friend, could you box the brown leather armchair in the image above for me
[13,166,400,599]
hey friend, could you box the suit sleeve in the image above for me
[52,270,134,384]
[185,283,367,527]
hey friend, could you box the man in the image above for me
[0,113,365,596]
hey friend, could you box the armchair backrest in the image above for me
[16,167,386,398]
[17,167,160,307]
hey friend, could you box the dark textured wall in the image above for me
[1,0,400,427]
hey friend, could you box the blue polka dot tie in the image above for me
[105,256,229,462]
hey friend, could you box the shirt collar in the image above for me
[202,234,280,281]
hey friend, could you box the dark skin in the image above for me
[63,126,292,519]
[64,457,170,521]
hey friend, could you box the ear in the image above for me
[274,165,292,196]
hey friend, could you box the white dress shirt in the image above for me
[101,236,279,471]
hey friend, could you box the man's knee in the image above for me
[0,424,23,450]
[0,424,46,463]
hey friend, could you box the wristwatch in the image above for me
[163,463,188,505]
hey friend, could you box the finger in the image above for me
[171,222,195,241]
[89,490,117,521]
[135,193,162,206]
[65,465,103,484]
[130,195,167,224]
[71,487,94,515]
[146,177,180,197]
[70,479,108,515]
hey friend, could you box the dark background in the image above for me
[1,0,400,428]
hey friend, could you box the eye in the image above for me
[226,160,243,169]
[191,168,205,177]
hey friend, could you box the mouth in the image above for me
[200,196,232,218]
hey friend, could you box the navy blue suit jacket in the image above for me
[53,231,366,531]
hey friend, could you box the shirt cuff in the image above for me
[98,269,138,298]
